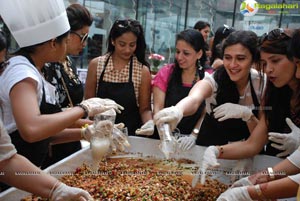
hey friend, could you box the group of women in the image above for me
[0,0,300,200]
[154,26,300,200]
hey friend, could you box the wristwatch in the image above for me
[192,128,199,136]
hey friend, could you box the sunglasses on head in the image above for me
[259,28,292,44]
[114,19,141,32]
[222,24,231,34]
[71,31,88,44]
[115,19,130,28]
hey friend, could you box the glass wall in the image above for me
[75,0,300,70]
[2,0,300,71]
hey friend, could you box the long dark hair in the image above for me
[67,4,93,31]
[210,25,235,65]
[166,29,206,96]
[261,28,300,131]
[193,21,210,31]
[107,19,149,67]
[214,30,260,105]
[193,21,211,52]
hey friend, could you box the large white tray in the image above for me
[0,136,295,201]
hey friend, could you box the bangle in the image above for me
[254,184,266,200]
[77,104,88,119]
[81,124,89,140]
[217,146,224,157]
[267,167,275,180]
[80,128,85,140]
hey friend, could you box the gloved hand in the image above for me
[217,186,252,201]
[80,98,124,117]
[50,182,93,201]
[231,176,253,188]
[177,134,196,151]
[201,146,220,169]
[110,123,130,153]
[287,147,300,169]
[200,146,220,184]
[213,103,252,122]
[268,118,300,157]
[230,157,253,182]
[154,106,183,130]
[81,120,114,141]
[135,120,154,136]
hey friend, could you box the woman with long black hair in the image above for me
[154,30,265,150]
[85,19,153,136]
[152,29,206,147]
[215,28,300,201]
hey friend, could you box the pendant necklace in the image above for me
[239,82,250,100]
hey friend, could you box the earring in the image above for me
[197,59,203,70]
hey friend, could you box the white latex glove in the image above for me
[80,98,124,117]
[81,120,114,141]
[81,124,94,141]
[110,124,130,153]
[201,146,220,169]
[287,147,300,169]
[213,103,252,122]
[268,118,300,157]
[51,182,93,201]
[135,120,154,136]
[217,186,253,201]
[231,176,253,188]
[177,134,196,151]
[230,158,253,182]
[288,173,300,184]
[154,106,183,130]
[200,146,220,184]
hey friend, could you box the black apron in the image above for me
[265,110,300,157]
[96,56,142,135]
[1,87,59,192]
[10,55,81,169]
[42,60,82,168]
[196,77,260,146]
[164,77,205,135]
[10,87,61,168]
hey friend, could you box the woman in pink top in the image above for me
[152,29,206,150]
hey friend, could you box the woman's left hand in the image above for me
[135,120,154,136]
[213,103,252,122]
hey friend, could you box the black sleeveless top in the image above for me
[196,76,260,146]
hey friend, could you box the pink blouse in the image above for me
[152,64,193,92]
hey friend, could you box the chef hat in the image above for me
[0,0,70,48]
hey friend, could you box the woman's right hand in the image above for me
[153,106,183,130]
[80,98,124,117]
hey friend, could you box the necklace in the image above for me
[239,82,250,100]
[62,57,80,84]
[192,70,199,85]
